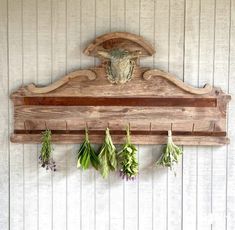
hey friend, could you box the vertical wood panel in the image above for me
[95,1,110,230]
[227,1,235,229]
[37,0,53,229]
[67,145,81,230]
[138,145,153,230]
[125,0,139,34]
[168,0,185,229]
[0,0,9,229]
[109,2,125,230]
[140,0,154,67]
[139,1,154,230]
[66,0,81,229]
[212,0,230,229]
[8,0,24,229]
[183,0,200,229]
[153,0,170,229]
[197,0,214,229]
[110,0,125,32]
[51,0,67,229]
[22,0,38,229]
[80,1,96,230]
[124,2,140,230]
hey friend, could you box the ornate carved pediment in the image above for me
[10,32,231,145]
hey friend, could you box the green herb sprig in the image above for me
[39,129,56,171]
[156,130,183,174]
[77,128,100,170]
[98,128,117,178]
[117,126,138,180]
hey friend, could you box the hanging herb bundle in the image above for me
[39,129,56,171]
[98,128,117,178]
[77,128,100,170]
[117,126,138,180]
[156,130,183,174]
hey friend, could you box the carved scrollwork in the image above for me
[143,69,213,95]
[27,70,96,94]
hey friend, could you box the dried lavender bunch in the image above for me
[98,128,117,178]
[39,129,56,171]
[117,126,138,180]
[156,130,182,174]
[77,128,100,170]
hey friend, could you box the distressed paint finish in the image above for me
[0,1,235,230]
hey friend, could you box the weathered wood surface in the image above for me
[2,0,235,229]
[10,32,231,145]
[83,32,155,57]
[10,133,229,145]
[12,67,222,98]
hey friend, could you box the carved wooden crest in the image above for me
[10,32,231,145]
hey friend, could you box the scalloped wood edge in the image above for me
[143,69,213,95]
[83,32,155,57]
[27,70,96,94]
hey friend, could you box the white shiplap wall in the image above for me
[0,0,235,229]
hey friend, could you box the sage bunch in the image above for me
[98,128,117,178]
[39,129,56,171]
[77,128,100,170]
[117,126,138,180]
[156,130,182,174]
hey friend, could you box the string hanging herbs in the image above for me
[117,126,138,180]
[98,128,117,178]
[156,130,183,175]
[77,128,100,170]
[39,129,56,171]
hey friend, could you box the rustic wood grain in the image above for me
[143,69,213,94]
[11,67,227,98]
[10,133,229,145]
[13,106,225,122]
[83,32,155,57]
[27,70,96,94]
[10,32,231,146]
[2,1,235,230]
[15,96,217,107]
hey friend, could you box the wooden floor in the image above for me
[0,0,235,229]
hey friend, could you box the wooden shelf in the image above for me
[10,32,231,146]
[11,133,229,146]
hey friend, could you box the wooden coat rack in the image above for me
[10,32,231,145]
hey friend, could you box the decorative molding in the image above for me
[27,70,96,94]
[10,32,231,145]
[143,69,213,95]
